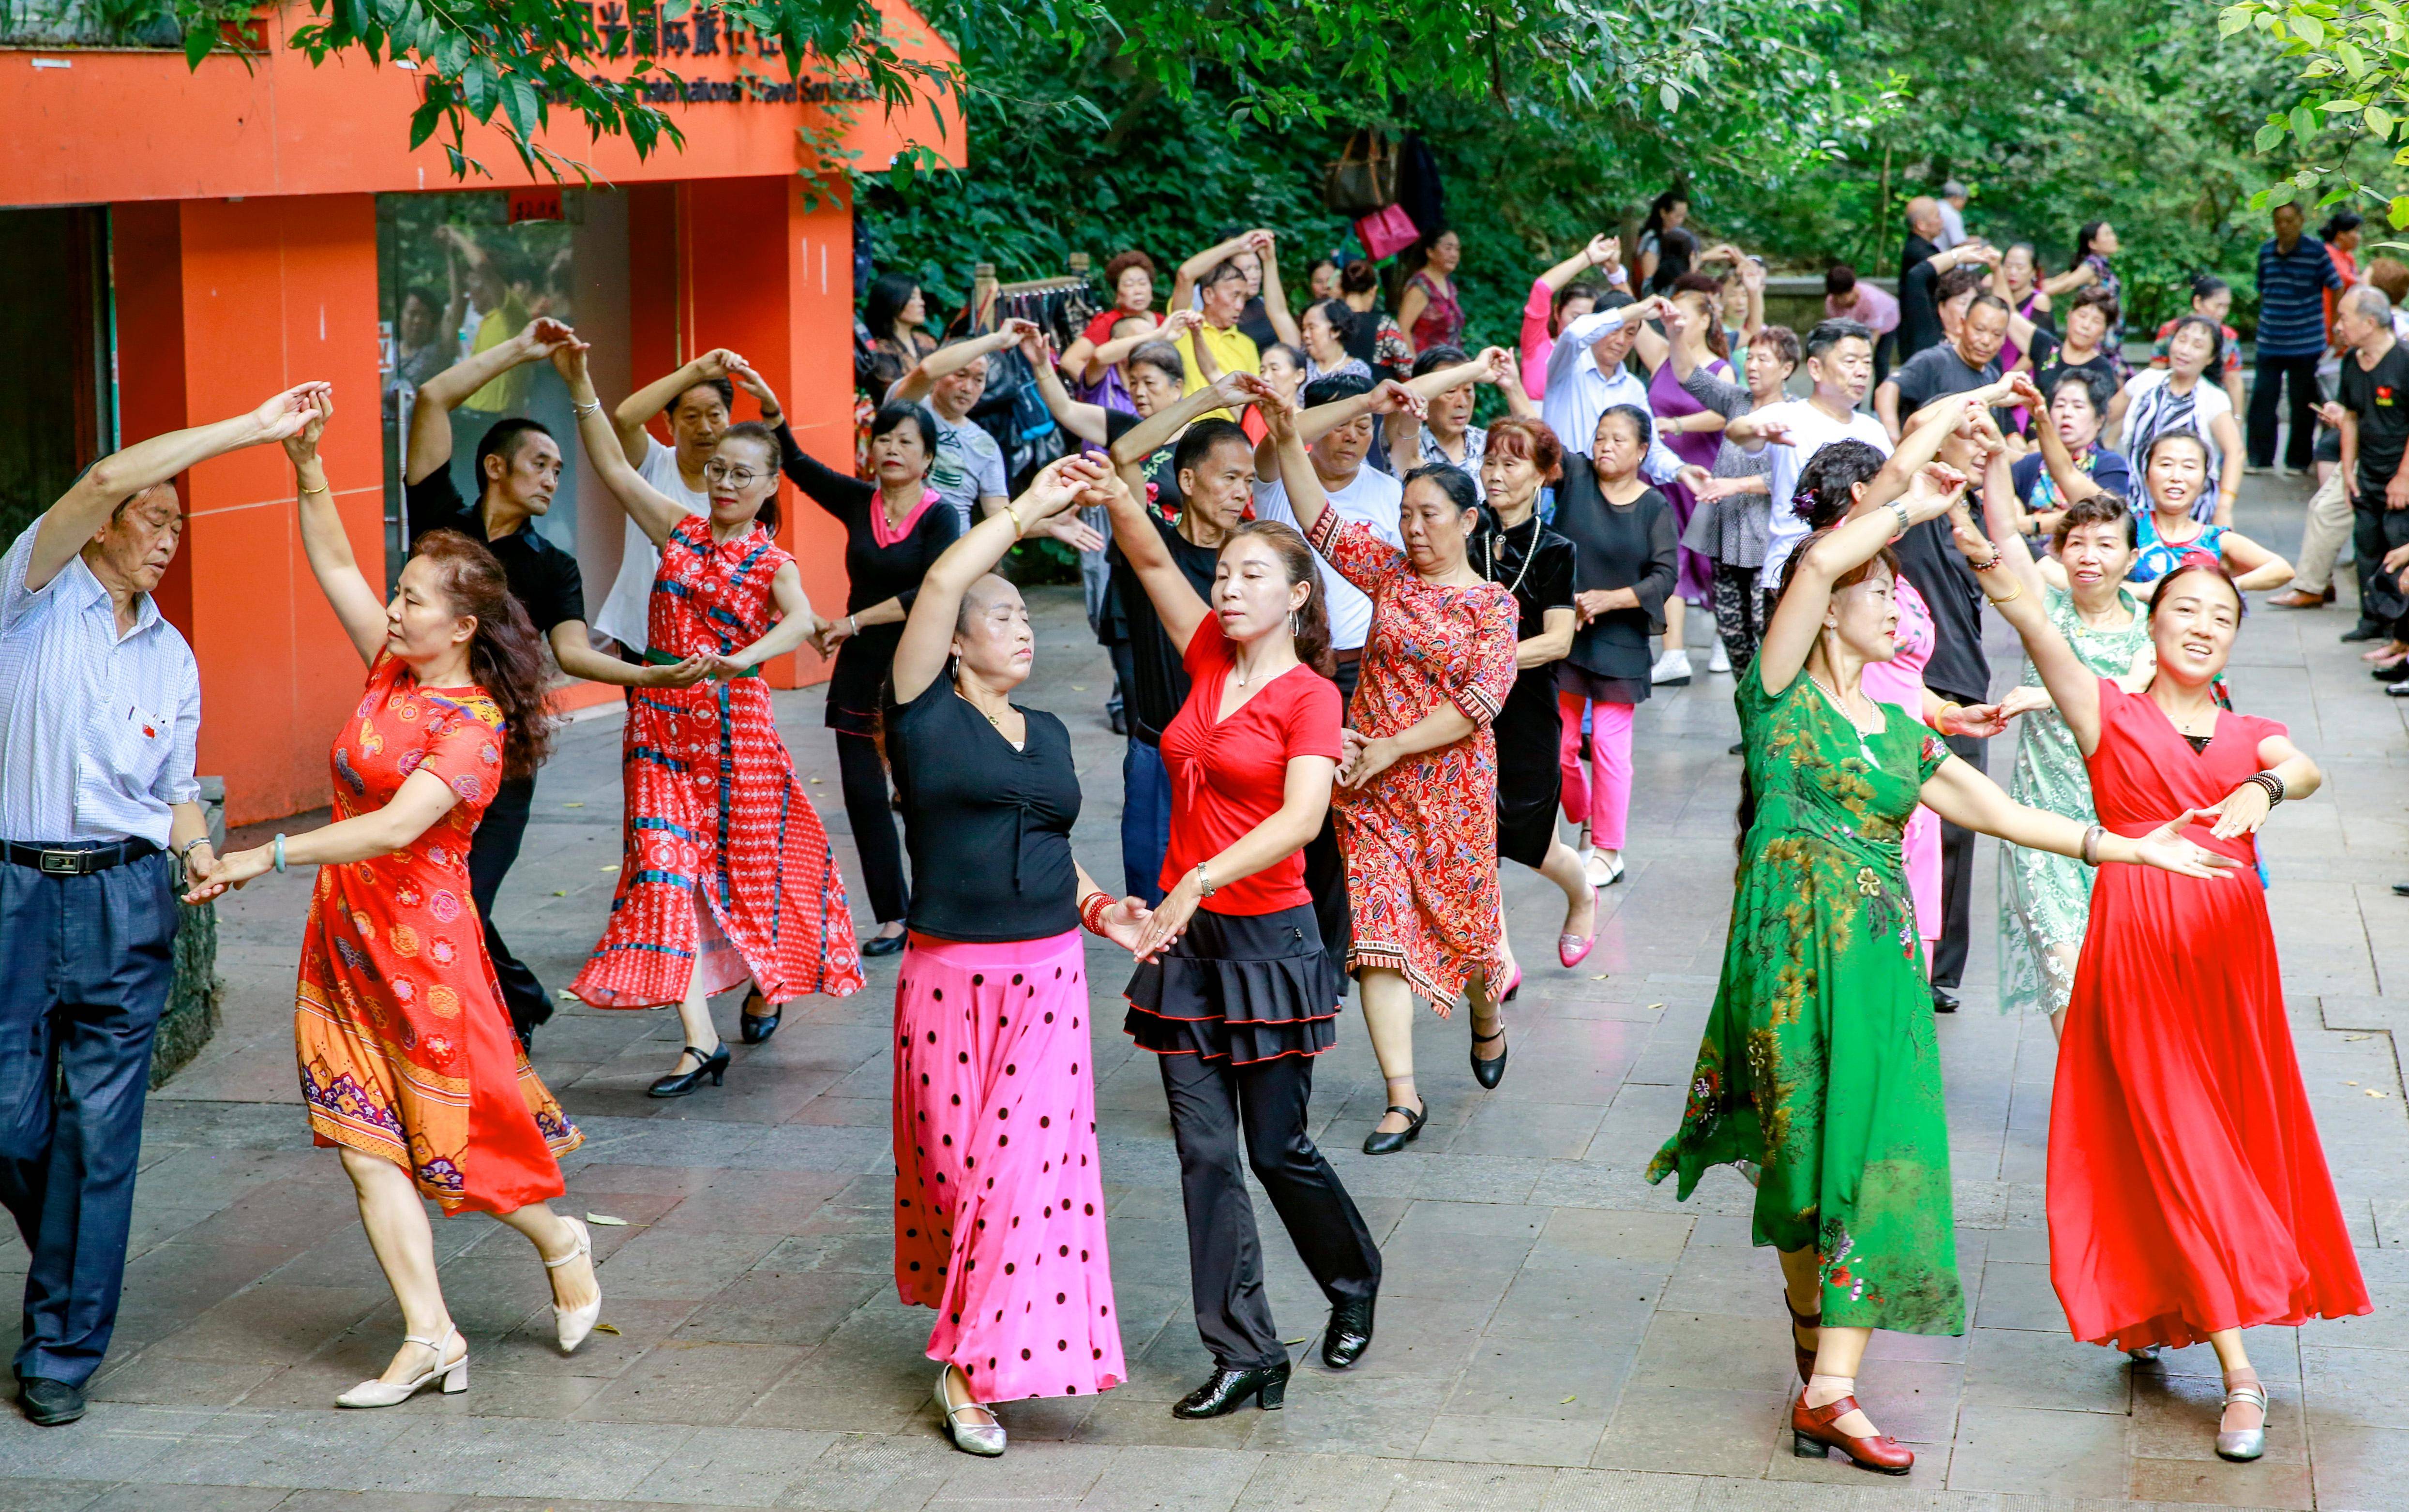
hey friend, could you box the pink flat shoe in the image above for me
[1560,887,1599,968]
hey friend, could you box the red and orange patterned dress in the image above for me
[572,516,863,1008]
[296,652,580,1214]
[1305,510,1519,1006]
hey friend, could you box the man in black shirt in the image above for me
[1877,292,2009,442]
[2328,284,2409,654]
[1897,212,1999,361]
[1104,377,1261,901]
[404,321,711,1046]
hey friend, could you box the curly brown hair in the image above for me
[409,529,560,780]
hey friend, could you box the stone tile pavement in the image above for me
[2,475,2406,1510]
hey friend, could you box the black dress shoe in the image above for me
[1322,1295,1375,1369]
[1929,986,1959,1014]
[861,931,907,958]
[1171,1361,1289,1418]
[2392,883,2409,897]
[648,1043,731,1097]
[2375,659,2409,684]
[17,1376,84,1426]
[1470,1024,1508,1090]
[738,990,781,1045]
[1361,1102,1427,1155]
[2342,621,2389,643]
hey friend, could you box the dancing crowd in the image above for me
[0,194,2375,1483]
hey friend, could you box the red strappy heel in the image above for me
[1792,1390,1913,1474]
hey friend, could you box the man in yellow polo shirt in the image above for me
[1173,259,1261,416]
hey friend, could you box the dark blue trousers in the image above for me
[0,848,178,1386]
[1120,737,1173,907]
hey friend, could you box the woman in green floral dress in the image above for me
[1984,479,2151,1034]
[1647,394,2234,1476]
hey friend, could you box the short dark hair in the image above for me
[1752,324,1802,371]
[2053,493,2137,551]
[1967,292,2010,319]
[1804,318,1873,363]
[870,401,937,459]
[671,375,736,417]
[1303,372,1374,408]
[1402,462,1480,515]
[1410,344,1470,379]
[1824,264,1859,299]
[1128,341,1185,384]
[2068,284,2122,329]
[2165,313,2225,365]
[1173,418,1254,480]
[1202,258,1248,288]
[472,418,555,492]
[1596,403,1655,455]
[2048,366,2116,416]
[1936,265,1986,303]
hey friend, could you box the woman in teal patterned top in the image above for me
[1983,477,2152,1034]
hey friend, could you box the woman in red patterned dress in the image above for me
[561,343,863,1095]
[190,391,601,1407]
[1256,382,1520,1155]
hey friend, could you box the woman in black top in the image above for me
[1472,418,1596,1002]
[779,404,962,970]
[886,453,1151,1459]
[1551,405,1679,889]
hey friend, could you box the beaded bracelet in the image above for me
[2243,770,2287,807]
[1077,890,1113,936]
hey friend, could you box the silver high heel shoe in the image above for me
[547,1215,601,1354]
[934,1365,1006,1456]
[335,1327,467,1407]
[2215,1376,2268,1462]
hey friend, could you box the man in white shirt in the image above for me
[1747,319,1893,590]
[0,385,319,1424]
[1936,181,1971,252]
[595,349,783,655]
[890,322,1102,553]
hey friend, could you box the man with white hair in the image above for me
[2320,284,2409,674]
[1936,181,1971,251]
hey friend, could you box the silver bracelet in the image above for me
[572,399,602,417]
[1887,499,1912,540]
[176,835,211,859]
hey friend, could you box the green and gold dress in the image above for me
[1646,670,1966,1335]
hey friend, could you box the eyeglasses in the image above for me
[703,462,765,487]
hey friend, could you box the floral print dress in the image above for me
[1647,669,1965,1336]
[295,652,580,1214]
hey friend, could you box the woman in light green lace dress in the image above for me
[1985,478,2149,1033]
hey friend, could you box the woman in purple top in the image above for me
[1634,272,1736,657]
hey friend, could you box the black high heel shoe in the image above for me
[648,1043,730,1098]
[1470,1021,1509,1090]
[861,930,906,958]
[738,989,781,1045]
[1171,1361,1289,1418]
[1322,1295,1375,1369]
[1361,1102,1426,1156]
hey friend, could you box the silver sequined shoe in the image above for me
[2215,1377,2267,1462]
[934,1366,1005,1456]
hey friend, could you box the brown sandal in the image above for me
[1792,1390,1912,1474]
[1782,1293,1819,1385]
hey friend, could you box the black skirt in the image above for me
[826,624,903,736]
[1494,665,1565,868]
[1123,903,1340,1064]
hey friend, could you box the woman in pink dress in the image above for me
[883,454,1153,1455]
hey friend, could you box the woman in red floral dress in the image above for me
[1256,383,1520,1155]
[191,391,602,1408]
[562,344,863,1095]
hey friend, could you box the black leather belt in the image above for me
[1334,648,1364,667]
[1,838,159,876]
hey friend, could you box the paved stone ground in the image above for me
[2,474,2406,1512]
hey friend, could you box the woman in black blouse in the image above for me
[1472,419,1594,1018]
[1552,405,1679,891]
[777,404,961,979]
[886,453,1152,1458]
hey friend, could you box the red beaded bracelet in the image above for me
[1078,891,1113,936]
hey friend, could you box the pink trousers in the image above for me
[1557,694,1634,851]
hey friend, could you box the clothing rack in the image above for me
[968,254,1099,351]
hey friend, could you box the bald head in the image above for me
[1905,196,1941,238]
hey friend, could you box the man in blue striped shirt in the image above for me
[2249,203,2345,473]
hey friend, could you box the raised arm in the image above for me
[1250,232,1303,348]
[25,382,325,598]
[1953,490,2108,752]
[406,318,576,485]
[1096,309,1198,375]
[1759,460,1969,697]
[1019,329,1111,447]
[558,341,695,547]
[281,389,387,666]
[2013,372,2110,512]
[892,456,1100,704]
[1117,370,1255,478]
[612,347,744,467]
[1385,348,1504,462]
[1536,234,1619,298]
[886,320,1037,407]
[1978,425,2060,598]
[1094,468,1210,668]
[1254,376,1423,480]
[1173,233,1255,311]
[1546,300,1646,394]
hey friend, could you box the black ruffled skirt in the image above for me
[1123,904,1340,1064]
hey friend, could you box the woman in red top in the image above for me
[1096,465,1383,1423]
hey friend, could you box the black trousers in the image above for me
[2248,353,2323,470]
[1930,729,1987,988]
[1159,1049,1380,1369]
[1302,657,1360,973]
[835,731,909,924]
[467,774,551,1043]
[1872,330,1897,395]
[0,848,176,1386]
[2352,496,2409,632]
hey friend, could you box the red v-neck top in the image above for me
[1158,622,1344,915]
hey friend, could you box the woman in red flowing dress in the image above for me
[191,389,602,1407]
[1967,471,2369,1465]
[561,343,863,1095]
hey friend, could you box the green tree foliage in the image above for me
[2220,0,2409,237]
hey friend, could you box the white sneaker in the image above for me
[1651,648,1693,687]
[1708,642,1731,675]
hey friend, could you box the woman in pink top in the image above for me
[1824,265,1901,389]
[1520,235,1624,401]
